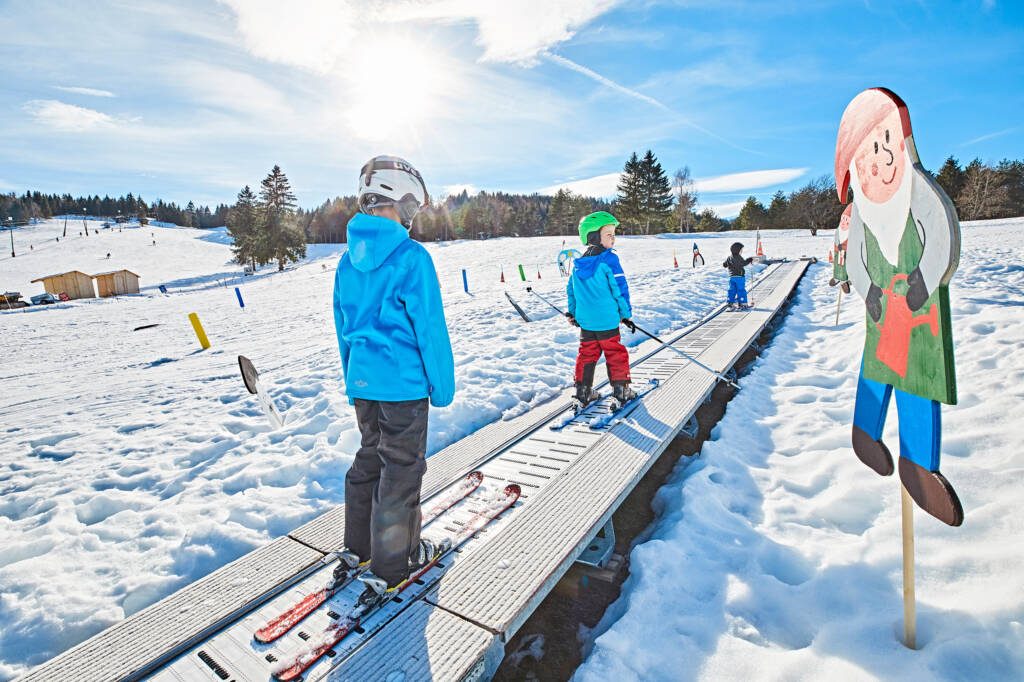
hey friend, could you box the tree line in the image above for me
[0,191,228,228]
[733,156,1024,234]
[8,154,1023,254]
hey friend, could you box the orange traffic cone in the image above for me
[537,268,542,280]
[673,250,679,268]
[500,267,505,283]
[756,240,764,257]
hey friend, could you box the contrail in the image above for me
[543,52,763,156]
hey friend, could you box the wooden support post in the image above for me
[834,287,843,327]
[901,483,917,650]
[189,312,211,350]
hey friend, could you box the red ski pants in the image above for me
[575,329,630,383]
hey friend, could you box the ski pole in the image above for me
[834,286,843,327]
[631,323,740,389]
[526,286,565,315]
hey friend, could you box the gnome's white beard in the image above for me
[850,147,913,266]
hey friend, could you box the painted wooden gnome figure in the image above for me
[835,87,963,526]
[829,204,853,292]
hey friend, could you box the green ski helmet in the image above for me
[577,211,620,245]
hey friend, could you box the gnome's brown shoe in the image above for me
[852,425,894,476]
[899,458,964,527]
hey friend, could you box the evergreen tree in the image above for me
[546,188,578,236]
[766,191,790,229]
[638,149,673,234]
[695,208,725,232]
[615,152,643,233]
[184,200,196,227]
[735,196,768,231]
[227,185,260,269]
[258,165,306,271]
[935,156,966,203]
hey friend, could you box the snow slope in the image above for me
[0,219,810,678]
[575,219,1024,681]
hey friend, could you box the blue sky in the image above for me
[1,0,1021,216]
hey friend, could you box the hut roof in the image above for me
[92,270,140,278]
[30,270,92,283]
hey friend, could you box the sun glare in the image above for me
[343,35,449,143]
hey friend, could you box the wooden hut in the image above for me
[30,271,96,300]
[93,269,140,297]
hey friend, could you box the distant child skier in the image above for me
[723,241,753,309]
[332,155,456,608]
[566,211,637,411]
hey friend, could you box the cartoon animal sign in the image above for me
[835,87,962,526]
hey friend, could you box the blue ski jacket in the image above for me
[333,213,455,407]
[567,249,632,332]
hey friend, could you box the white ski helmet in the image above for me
[358,155,429,227]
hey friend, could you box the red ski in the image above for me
[253,471,483,644]
[271,483,521,681]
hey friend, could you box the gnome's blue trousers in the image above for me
[727,276,748,304]
[853,367,941,471]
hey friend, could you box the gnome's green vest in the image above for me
[862,212,957,405]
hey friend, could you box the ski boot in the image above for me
[573,382,600,414]
[409,537,449,571]
[726,303,737,311]
[610,381,638,411]
[355,571,394,611]
[327,549,366,590]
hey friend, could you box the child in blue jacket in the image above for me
[332,156,455,607]
[567,211,637,410]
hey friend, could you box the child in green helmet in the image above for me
[566,211,637,410]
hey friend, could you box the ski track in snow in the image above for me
[574,219,1024,682]
[1,217,1021,679]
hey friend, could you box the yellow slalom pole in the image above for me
[188,312,211,350]
[901,483,917,649]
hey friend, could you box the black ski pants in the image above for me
[345,398,429,586]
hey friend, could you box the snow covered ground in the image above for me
[0,218,802,678]
[0,217,1020,680]
[575,218,1024,681]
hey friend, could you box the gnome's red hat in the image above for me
[834,87,913,203]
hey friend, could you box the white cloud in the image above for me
[23,100,117,132]
[540,167,808,199]
[543,53,670,110]
[960,127,1017,147]
[384,0,622,65]
[53,85,116,98]
[218,0,358,73]
[442,183,478,197]
[539,172,621,197]
[220,0,621,70]
[697,200,746,219]
[692,168,808,193]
